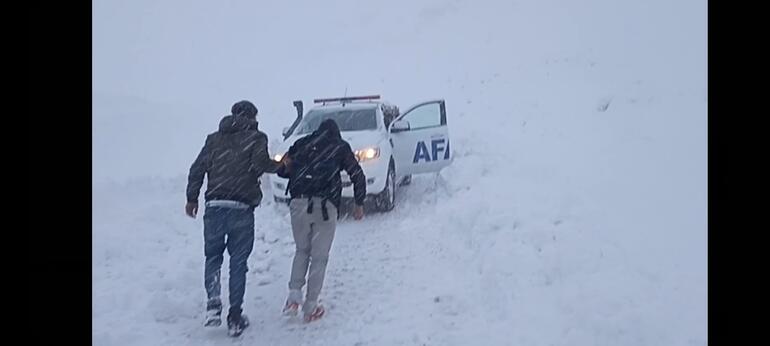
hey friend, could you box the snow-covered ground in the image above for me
[93,0,707,345]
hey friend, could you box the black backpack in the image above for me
[285,135,339,199]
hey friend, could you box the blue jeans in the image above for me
[203,206,255,314]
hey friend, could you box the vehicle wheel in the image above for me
[376,164,396,212]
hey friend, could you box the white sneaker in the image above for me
[282,289,303,316]
[303,304,325,322]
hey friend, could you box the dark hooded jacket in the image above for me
[276,119,366,209]
[186,114,279,207]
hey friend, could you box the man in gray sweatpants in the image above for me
[276,119,367,322]
[287,197,339,316]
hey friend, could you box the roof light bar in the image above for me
[313,95,381,104]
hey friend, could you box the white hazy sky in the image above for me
[92,0,706,182]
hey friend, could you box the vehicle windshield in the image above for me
[295,107,378,135]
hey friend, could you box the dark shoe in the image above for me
[227,309,250,337]
[204,298,222,327]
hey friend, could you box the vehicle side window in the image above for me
[402,103,441,130]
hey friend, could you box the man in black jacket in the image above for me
[185,100,279,336]
[276,119,366,322]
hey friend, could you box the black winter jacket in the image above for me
[276,119,366,208]
[186,115,279,207]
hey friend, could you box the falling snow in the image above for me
[93,0,706,345]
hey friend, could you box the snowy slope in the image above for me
[93,0,707,345]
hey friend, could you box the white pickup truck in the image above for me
[268,95,452,212]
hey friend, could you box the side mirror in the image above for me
[391,120,410,133]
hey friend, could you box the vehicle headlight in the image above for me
[273,153,284,162]
[354,147,380,162]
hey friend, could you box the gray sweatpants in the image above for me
[288,197,338,310]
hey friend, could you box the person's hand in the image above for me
[282,156,292,170]
[352,205,364,220]
[185,202,199,218]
